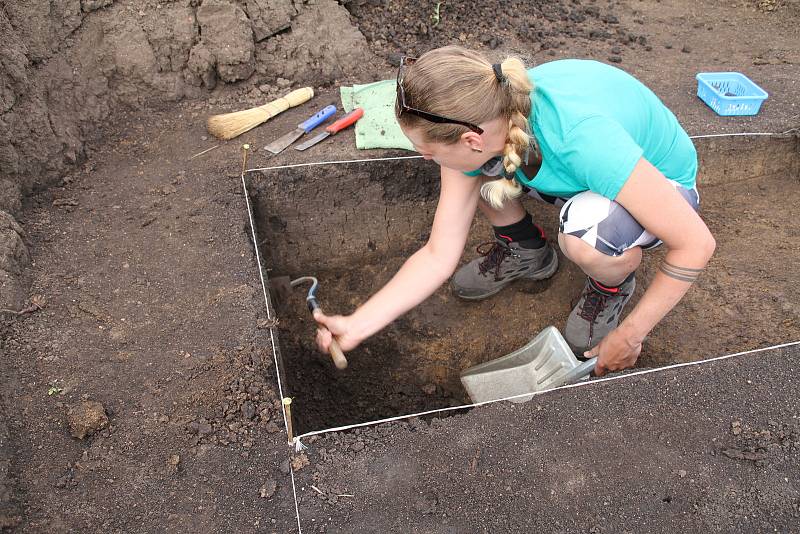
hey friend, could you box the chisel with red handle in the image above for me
[293,108,364,151]
[263,104,337,154]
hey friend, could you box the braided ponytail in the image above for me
[480,57,534,209]
[395,47,537,209]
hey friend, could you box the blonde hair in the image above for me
[396,46,536,208]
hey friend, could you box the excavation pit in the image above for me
[249,135,800,435]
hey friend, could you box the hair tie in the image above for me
[492,63,506,84]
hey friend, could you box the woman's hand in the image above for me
[583,324,643,376]
[313,310,363,354]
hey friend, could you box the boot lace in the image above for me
[476,241,512,278]
[577,287,610,324]
[575,282,631,345]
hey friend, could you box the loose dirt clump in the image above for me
[66,400,109,440]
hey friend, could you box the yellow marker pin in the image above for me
[282,397,294,445]
[241,143,251,175]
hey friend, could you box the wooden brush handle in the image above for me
[261,87,314,117]
[328,338,348,370]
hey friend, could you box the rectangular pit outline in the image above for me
[240,131,799,532]
[240,128,798,446]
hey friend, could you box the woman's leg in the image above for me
[558,185,699,353]
[476,195,527,227]
[450,188,557,300]
[558,233,641,287]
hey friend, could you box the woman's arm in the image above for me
[587,157,716,374]
[314,166,482,352]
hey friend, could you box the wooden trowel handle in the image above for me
[328,338,348,370]
[259,87,314,118]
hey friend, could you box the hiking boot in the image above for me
[565,275,636,355]
[451,238,558,300]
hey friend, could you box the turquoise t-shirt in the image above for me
[466,59,697,200]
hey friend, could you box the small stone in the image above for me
[678,469,687,478]
[665,43,673,49]
[608,56,622,63]
[731,420,742,435]
[198,422,213,436]
[259,479,277,498]
[167,454,181,474]
[276,78,291,88]
[67,400,109,439]
[291,454,309,472]
[351,441,365,452]
[681,45,692,53]
[242,401,256,420]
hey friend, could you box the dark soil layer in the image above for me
[346,0,651,62]
[294,344,800,533]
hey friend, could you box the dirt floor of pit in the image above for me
[1,0,799,531]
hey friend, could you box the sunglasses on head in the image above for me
[396,56,484,135]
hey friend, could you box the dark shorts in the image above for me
[525,181,700,257]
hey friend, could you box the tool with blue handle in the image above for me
[294,108,364,151]
[263,104,337,154]
[268,275,349,370]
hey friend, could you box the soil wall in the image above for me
[252,135,800,276]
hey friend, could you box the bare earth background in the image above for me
[0,0,798,532]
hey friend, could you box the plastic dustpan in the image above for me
[460,326,597,404]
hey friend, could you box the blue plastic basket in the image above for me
[696,72,768,116]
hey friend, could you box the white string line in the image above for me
[689,128,798,139]
[289,469,303,534]
[241,170,304,533]
[240,171,289,430]
[292,339,800,443]
[241,129,798,174]
[245,155,423,173]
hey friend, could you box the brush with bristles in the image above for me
[206,87,314,140]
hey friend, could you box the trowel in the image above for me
[294,108,364,151]
[263,104,337,154]
[269,275,348,370]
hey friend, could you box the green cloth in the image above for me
[340,79,414,151]
[466,60,697,200]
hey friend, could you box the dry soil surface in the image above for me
[1,0,799,532]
